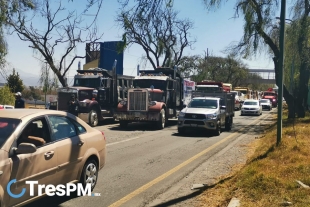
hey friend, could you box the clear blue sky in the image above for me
[4,0,277,85]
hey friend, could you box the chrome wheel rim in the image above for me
[91,112,98,126]
[162,112,165,128]
[84,163,97,188]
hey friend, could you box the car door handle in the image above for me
[78,141,84,146]
[44,151,54,158]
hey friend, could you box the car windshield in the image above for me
[244,101,258,106]
[260,100,269,103]
[0,118,21,148]
[133,79,166,90]
[188,99,218,109]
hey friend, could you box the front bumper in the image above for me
[177,117,218,130]
[114,111,160,121]
[261,105,271,109]
[241,109,260,115]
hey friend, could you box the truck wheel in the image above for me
[214,121,221,136]
[89,109,98,127]
[119,121,128,128]
[178,127,186,134]
[225,117,232,131]
[156,109,166,129]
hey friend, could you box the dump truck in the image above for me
[114,67,184,129]
[50,61,134,126]
[196,81,231,92]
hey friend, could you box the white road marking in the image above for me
[106,136,142,146]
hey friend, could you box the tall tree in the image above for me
[202,0,304,118]
[5,0,103,87]
[117,1,195,69]
[0,0,36,73]
[0,86,15,105]
[291,2,310,117]
[6,68,24,93]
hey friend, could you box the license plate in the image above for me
[134,112,140,117]
[190,124,198,127]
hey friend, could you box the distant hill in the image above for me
[14,68,40,86]
[0,68,75,87]
[0,68,41,86]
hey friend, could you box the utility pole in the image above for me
[277,0,286,146]
[45,62,48,107]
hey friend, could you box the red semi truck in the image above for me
[262,88,278,107]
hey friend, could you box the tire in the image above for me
[178,127,186,134]
[119,121,128,128]
[156,109,166,129]
[79,159,98,192]
[89,109,98,127]
[214,121,221,136]
[225,117,232,131]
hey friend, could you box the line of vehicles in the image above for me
[48,63,278,135]
[0,63,279,206]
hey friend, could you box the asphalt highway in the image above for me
[24,109,275,207]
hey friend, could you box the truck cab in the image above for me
[51,68,134,126]
[177,91,235,136]
[114,67,184,129]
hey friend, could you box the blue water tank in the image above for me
[99,41,124,75]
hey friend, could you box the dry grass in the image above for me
[195,109,310,207]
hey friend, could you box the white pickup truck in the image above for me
[177,91,235,136]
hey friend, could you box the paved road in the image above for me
[25,109,275,207]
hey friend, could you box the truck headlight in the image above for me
[206,113,217,119]
[120,100,127,105]
[149,101,156,106]
[79,102,87,107]
[178,112,185,118]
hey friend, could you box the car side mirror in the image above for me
[220,106,226,110]
[14,143,37,154]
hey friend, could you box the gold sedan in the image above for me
[0,109,106,207]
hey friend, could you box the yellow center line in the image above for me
[108,114,269,207]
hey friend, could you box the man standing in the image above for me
[14,92,25,108]
[68,94,79,116]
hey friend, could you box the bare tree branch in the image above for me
[5,0,103,87]
[117,2,195,69]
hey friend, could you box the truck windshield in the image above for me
[0,118,21,148]
[264,92,275,96]
[188,99,218,109]
[196,87,221,92]
[133,80,166,90]
[74,78,100,88]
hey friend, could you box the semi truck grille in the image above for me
[128,91,147,111]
